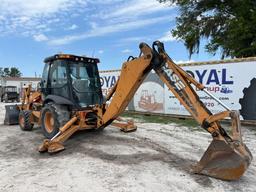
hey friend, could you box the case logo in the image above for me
[161,63,185,91]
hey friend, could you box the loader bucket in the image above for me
[4,105,20,125]
[193,139,252,180]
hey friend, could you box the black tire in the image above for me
[41,103,70,139]
[19,110,34,131]
[239,78,256,120]
[4,94,8,103]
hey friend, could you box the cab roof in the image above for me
[44,54,100,64]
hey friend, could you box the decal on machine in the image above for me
[160,63,186,91]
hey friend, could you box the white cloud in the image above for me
[158,31,177,42]
[88,0,123,4]
[89,22,98,29]
[98,50,104,54]
[122,49,132,53]
[0,0,176,45]
[0,0,87,36]
[0,0,87,17]
[120,36,151,43]
[33,34,48,42]
[115,35,154,47]
[67,24,78,30]
[35,24,48,29]
[101,0,173,19]
[49,15,171,45]
[0,15,5,20]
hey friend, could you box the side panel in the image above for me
[44,95,74,106]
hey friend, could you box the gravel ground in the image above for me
[0,102,255,192]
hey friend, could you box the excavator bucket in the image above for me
[4,105,20,125]
[193,111,253,180]
[193,138,252,180]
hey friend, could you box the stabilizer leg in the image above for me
[38,116,79,153]
[111,117,137,132]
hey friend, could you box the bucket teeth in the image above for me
[193,139,252,180]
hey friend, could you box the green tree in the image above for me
[158,0,256,59]
[9,67,22,77]
[3,68,10,77]
[1,67,22,77]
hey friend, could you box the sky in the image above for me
[0,0,221,77]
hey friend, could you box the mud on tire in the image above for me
[239,78,256,120]
[41,103,70,139]
[19,110,34,131]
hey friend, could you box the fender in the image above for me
[44,95,74,106]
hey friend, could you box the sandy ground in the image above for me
[0,102,255,192]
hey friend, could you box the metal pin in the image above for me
[51,131,61,141]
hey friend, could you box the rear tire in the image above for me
[19,110,34,131]
[41,103,70,139]
[4,94,8,103]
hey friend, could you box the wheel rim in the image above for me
[19,115,24,128]
[44,111,54,133]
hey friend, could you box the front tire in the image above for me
[19,110,34,131]
[41,103,70,139]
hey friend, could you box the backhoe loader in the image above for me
[12,41,252,181]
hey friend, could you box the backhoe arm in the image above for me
[101,41,226,137]
[100,41,252,181]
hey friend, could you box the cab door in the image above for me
[48,60,69,98]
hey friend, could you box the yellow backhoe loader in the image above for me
[13,41,252,181]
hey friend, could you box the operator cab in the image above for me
[41,54,103,108]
